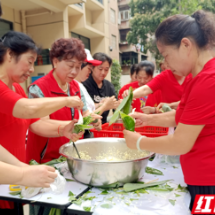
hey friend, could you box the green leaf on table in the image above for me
[134,189,148,195]
[174,193,181,197]
[146,184,173,192]
[83,196,96,201]
[9,191,21,196]
[47,197,52,199]
[66,179,75,182]
[130,198,138,201]
[173,166,178,169]
[145,167,163,175]
[125,202,130,206]
[85,190,92,194]
[73,199,83,205]
[68,191,75,196]
[101,204,113,209]
[169,199,176,206]
[83,207,91,212]
[124,180,172,192]
[69,196,76,201]
[176,184,188,193]
[137,181,144,184]
[100,190,109,195]
[107,197,114,201]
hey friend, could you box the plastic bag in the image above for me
[21,170,66,198]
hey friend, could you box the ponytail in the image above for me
[155,10,215,48]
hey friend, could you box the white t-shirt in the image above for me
[76,80,96,112]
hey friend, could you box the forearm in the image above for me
[0,145,27,167]
[139,134,182,155]
[147,110,176,127]
[139,123,203,155]
[41,116,71,126]
[13,97,69,119]
[29,120,64,138]
[169,101,180,110]
[0,161,25,185]
[133,85,153,99]
[94,104,108,115]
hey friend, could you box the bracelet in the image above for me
[58,125,62,137]
[136,136,145,151]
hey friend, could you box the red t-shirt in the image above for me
[175,58,215,185]
[0,81,38,209]
[147,70,192,103]
[118,81,162,112]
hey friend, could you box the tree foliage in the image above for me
[111,60,122,96]
[127,0,215,63]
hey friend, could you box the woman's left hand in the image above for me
[123,130,142,150]
[62,120,84,141]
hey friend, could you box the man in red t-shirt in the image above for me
[118,61,162,112]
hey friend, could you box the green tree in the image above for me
[127,0,214,64]
[111,60,122,96]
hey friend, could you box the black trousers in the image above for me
[188,184,215,214]
[0,203,23,215]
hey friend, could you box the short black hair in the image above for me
[130,64,137,76]
[136,60,155,77]
[0,31,39,65]
[92,52,112,66]
[81,62,91,69]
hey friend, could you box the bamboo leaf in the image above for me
[123,180,172,192]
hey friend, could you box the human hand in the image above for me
[18,165,57,188]
[141,106,157,114]
[67,96,84,110]
[103,96,118,110]
[123,130,142,150]
[128,112,150,127]
[62,119,84,141]
[93,119,102,131]
[122,90,129,98]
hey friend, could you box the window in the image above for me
[71,32,91,51]
[120,10,130,21]
[35,49,51,66]
[0,19,13,38]
[110,9,116,24]
[97,0,103,4]
[111,35,117,49]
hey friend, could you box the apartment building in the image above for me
[0,0,120,91]
[118,0,147,75]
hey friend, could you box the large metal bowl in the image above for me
[59,138,154,188]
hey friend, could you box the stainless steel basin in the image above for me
[59,138,154,188]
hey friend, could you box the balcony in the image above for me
[85,0,104,11]
[118,0,130,9]
[119,20,130,30]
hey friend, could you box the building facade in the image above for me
[0,0,120,92]
[117,0,147,75]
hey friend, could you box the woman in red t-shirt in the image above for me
[0,31,84,213]
[123,10,215,212]
[118,61,162,112]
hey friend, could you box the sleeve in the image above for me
[28,85,44,124]
[80,88,88,112]
[147,72,165,93]
[0,83,23,115]
[180,76,215,125]
[28,85,45,98]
